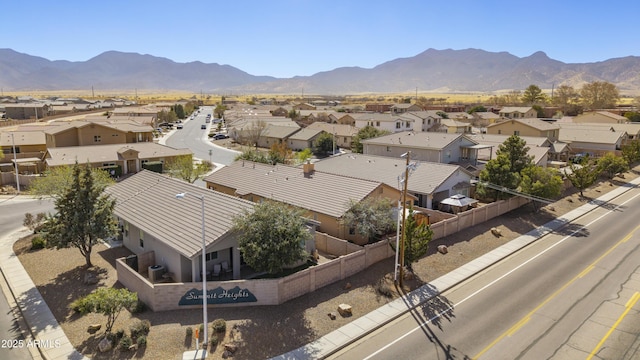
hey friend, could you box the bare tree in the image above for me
[580,81,620,110]
[245,120,268,148]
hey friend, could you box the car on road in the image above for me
[212,133,229,140]
[176,124,183,129]
[201,124,207,129]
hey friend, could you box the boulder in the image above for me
[343,282,352,290]
[98,337,112,352]
[338,303,352,317]
[437,245,448,254]
[87,324,102,333]
[224,343,238,353]
[328,312,336,320]
[491,227,502,237]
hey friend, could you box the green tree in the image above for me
[532,104,545,118]
[296,148,312,164]
[564,158,599,197]
[522,84,546,105]
[497,135,533,175]
[29,165,115,199]
[235,149,270,164]
[436,111,449,119]
[233,200,310,274]
[596,152,628,179]
[552,85,579,111]
[164,155,212,183]
[315,132,334,155]
[401,208,432,271]
[467,105,487,114]
[341,197,396,243]
[580,81,620,110]
[70,288,138,333]
[287,109,299,120]
[214,104,227,119]
[519,166,563,209]
[42,162,118,267]
[622,140,640,165]
[173,104,185,119]
[624,111,640,122]
[268,142,293,164]
[352,126,390,153]
[478,154,520,201]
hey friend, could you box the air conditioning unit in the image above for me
[148,265,165,283]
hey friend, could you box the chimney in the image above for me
[303,161,315,177]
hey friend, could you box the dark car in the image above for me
[213,134,229,140]
[201,124,207,129]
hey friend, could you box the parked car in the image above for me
[201,124,207,129]
[176,124,183,129]
[213,134,229,140]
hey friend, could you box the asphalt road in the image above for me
[0,196,55,360]
[329,186,640,360]
[164,106,238,167]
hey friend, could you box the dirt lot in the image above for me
[14,168,639,359]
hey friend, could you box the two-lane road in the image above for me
[164,106,238,166]
[330,186,640,360]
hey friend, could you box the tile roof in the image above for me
[0,131,45,146]
[312,154,471,195]
[287,127,324,141]
[204,161,387,218]
[558,128,626,144]
[105,170,254,258]
[262,124,302,138]
[361,131,476,149]
[467,133,550,147]
[45,142,192,166]
[488,118,559,131]
[307,123,359,137]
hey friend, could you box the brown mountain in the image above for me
[1,48,639,94]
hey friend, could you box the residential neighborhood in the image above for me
[1,58,640,360]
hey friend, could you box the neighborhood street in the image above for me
[329,187,640,360]
[0,196,55,360]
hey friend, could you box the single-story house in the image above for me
[486,118,559,142]
[558,127,627,155]
[573,111,628,124]
[391,103,423,114]
[306,122,359,149]
[105,170,256,283]
[286,128,325,151]
[439,119,473,134]
[312,153,474,209]
[204,160,407,245]
[255,124,301,149]
[361,131,480,165]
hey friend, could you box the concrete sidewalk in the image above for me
[273,176,640,360]
[0,227,87,360]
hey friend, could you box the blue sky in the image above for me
[3,0,639,78]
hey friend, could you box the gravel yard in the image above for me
[14,168,639,359]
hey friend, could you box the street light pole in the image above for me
[176,192,207,354]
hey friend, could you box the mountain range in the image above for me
[1,48,639,94]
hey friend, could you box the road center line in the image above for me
[586,292,640,360]
[362,191,640,360]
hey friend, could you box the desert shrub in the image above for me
[199,323,204,337]
[136,335,147,347]
[129,319,150,339]
[374,278,393,298]
[119,335,132,350]
[211,318,226,333]
[31,235,46,250]
[115,329,125,340]
[186,327,193,337]
[130,299,146,313]
[210,336,218,348]
[69,297,90,314]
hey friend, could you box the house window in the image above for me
[349,227,355,235]
[396,122,401,129]
[3,147,20,154]
[498,130,502,134]
[376,121,380,127]
[428,119,431,125]
[94,135,101,143]
[205,251,218,261]
[124,223,129,236]
[406,121,410,128]
[514,131,520,136]
[386,146,391,152]
[139,230,144,248]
